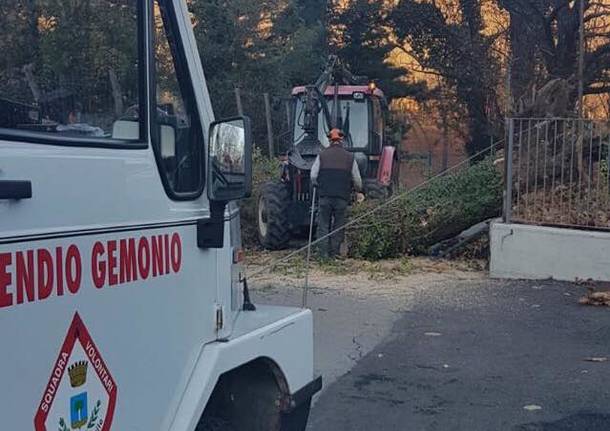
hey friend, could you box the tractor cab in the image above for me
[289,84,387,179]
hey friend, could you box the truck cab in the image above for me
[0,1,319,430]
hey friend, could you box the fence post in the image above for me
[234,87,243,116]
[264,93,274,157]
[504,118,514,223]
[285,100,292,128]
[441,110,449,172]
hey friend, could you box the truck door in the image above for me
[0,1,220,430]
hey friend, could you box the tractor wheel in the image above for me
[258,181,291,250]
[363,178,390,200]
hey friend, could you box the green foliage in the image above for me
[239,148,280,246]
[347,158,503,260]
[189,0,326,151]
[0,0,138,121]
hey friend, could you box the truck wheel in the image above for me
[281,398,312,431]
[363,179,390,200]
[197,417,237,431]
[258,182,290,250]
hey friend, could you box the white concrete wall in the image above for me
[490,222,610,282]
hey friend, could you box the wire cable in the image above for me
[247,141,500,281]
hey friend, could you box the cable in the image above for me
[246,140,500,280]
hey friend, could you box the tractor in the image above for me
[257,56,400,250]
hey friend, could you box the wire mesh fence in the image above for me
[505,117,610,229]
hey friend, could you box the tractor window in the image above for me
[316,99,369,149]
[293,97,370,150]
[0,0,143,144]
[337,100,369,150]
[371,97,384,153]
[153,1,204,198]
[293,99,311,146]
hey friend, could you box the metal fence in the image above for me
[505,117,610,229]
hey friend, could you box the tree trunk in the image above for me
[108,68,124,117]
[22,64,41,103]
[507,12,537,103]
[459,0,494,157]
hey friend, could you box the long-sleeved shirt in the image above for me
[311,153,363,192]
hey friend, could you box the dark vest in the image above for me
[317,144,354,200]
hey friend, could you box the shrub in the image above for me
[347,158,503,260]
[239,148,280,247]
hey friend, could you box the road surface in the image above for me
[307,279,610,431]
[251,258,483,388]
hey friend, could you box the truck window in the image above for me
[153,1,204,197]
[0,0,142,143]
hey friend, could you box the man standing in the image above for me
[311,128,363,258]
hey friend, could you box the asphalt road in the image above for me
[307,279,610,431]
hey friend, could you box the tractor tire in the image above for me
[363,178,390,200]
[258,181,291,250]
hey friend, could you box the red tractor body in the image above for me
[257,61,400,250]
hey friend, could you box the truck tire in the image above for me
[363,178,390,200]
[281,399,312,431]
[197,417,237,431]
[258,181,290,250]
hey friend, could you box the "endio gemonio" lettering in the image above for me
[0,232,182,308]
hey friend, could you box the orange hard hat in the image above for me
[328,128,344,142]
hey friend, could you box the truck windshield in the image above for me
[293,97,369,150]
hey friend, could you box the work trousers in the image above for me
[317,196,348,258]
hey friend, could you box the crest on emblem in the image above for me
[56,361,103,431]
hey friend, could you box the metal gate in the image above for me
[504,118,610,229]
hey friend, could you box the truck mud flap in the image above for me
[285,376,322,412]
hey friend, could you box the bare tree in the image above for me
[499,0,610,114]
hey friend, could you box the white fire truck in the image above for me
[0,1,320,430]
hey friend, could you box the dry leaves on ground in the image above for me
[579,289,610,306]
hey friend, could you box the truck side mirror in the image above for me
[207,116,252,202]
